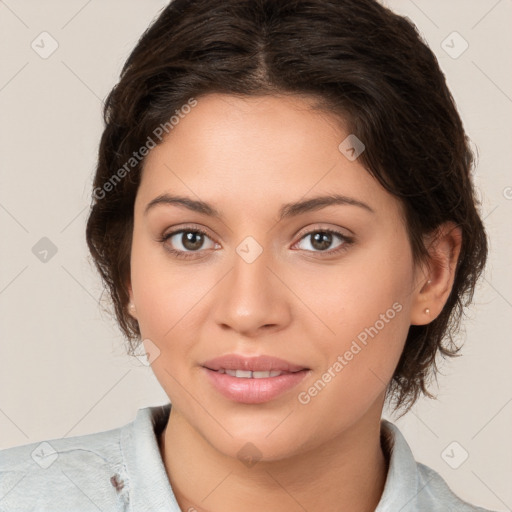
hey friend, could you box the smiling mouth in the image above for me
[201,354,310,403]
[213,369,292,378]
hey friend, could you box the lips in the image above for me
[217,369,284,378]
[202,354,307,373]
[201,354,310,403]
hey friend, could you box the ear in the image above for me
[126,281,138,320]
[410,222,462,326]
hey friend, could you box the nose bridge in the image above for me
[213,240,291,336]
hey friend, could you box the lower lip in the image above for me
[203,368,309,404]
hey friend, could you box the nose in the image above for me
[212,245,292,338]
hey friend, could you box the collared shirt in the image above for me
[0,403,495,511]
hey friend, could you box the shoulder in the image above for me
[0,419,129,511]
[415,461,495,512]
[377,420,497,512]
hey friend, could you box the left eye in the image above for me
[295,230,349,253]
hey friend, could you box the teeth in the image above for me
[220,369,283,378]
[253,371,271,378]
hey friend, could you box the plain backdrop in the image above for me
[0,1,511,510]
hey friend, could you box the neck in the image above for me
[159,402,388,512]
[158,405,388,512]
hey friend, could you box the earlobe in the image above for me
[410,222,462,326]
[126,283,138,320]
[128,301,138,319]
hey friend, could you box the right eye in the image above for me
[159,227,219,259]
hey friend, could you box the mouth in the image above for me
[202,354,308,373]
[201,354,310,404]
[213,369,288,378]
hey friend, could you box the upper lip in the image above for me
[202,354,308,373]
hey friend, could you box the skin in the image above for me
[127,93,462,512]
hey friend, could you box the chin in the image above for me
[197,416,316,464]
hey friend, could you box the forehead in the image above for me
[135,93,399,220]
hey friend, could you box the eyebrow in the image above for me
[144,193,374,220]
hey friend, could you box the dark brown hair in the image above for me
[85,0,487,413]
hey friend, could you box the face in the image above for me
[128,93,421,461]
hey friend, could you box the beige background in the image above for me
[0,1,511,510]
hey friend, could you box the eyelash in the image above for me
[158,226,354,260]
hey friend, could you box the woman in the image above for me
[0,0,494,510]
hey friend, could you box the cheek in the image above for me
[129,229,219,352]
[301,233,414,344]
[129,237,207,400]
[130,229,186,340]
[295,240,414,418]
[293,312,409,446]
